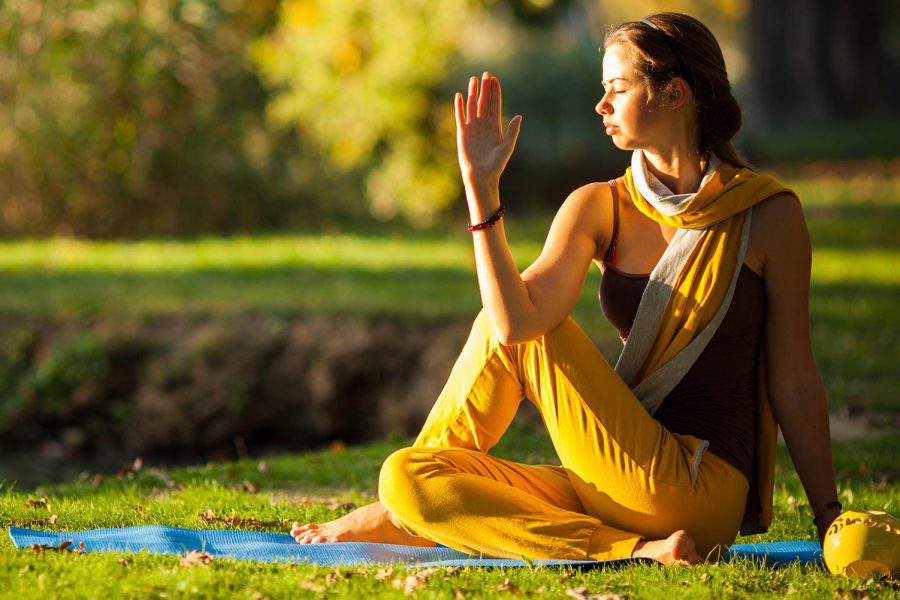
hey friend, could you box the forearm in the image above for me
[466,182,542,342]
[771,376,840,539]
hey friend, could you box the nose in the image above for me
[595,92,612,116]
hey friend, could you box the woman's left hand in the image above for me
[454,72,522,195]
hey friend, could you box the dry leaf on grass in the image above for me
[237,480,261,493]
[12,514,59,528]
[24,497,51,511]
[392,567,440,595]
[30,540,85,554]
[299,580,325,593]
[375,567,394,580]
[179,550,213,568]
[497,578,522,593]
[198,509,289,530]
[565,587,628,600]
[118,457,143,477]
[295,496,358,512]
[323,568,368,585]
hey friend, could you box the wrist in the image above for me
[464,184,501,224]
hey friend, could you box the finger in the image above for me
[477,71,491,118]
[454,92,465,131]
[491,75,502,122]
[466,76,477,123]
[503,114,522,145]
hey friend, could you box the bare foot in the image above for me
[631,530,702,565]
[291,500,436,547]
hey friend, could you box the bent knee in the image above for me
[378,447,429,521]
[378,447,458,526]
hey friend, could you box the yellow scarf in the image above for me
[623,162,795,535]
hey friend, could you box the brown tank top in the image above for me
[599,183,764,481]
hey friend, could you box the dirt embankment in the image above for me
[0,314,476,460]
[1,314,892,463]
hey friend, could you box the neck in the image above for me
[641,147,706,194]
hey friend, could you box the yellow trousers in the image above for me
[378,311,749,561]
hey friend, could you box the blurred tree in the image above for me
[747,0,900,126]
[0,0,333,238]
[251,0,472,224]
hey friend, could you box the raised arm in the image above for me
[455,73,610,343]
[757,194,840,542]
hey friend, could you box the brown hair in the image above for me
[604,12,752,169]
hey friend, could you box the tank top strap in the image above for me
[604,179,620,267]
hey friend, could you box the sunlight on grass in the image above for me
[1,429,897,600]
[812,249,900,284]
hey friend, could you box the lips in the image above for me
[604,124,619,135]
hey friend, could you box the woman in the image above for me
[291,12,840,565]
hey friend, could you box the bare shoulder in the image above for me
[751,192,809,258]
[554,181,616,259]
[753,192,805,227]
[565,181,615,207]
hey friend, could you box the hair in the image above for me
[604,12,752,169]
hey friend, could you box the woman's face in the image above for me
[596,43,665,151]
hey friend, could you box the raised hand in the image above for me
[454,72,523,190]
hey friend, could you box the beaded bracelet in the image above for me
[813,501,843,527]
[467,204,505,232]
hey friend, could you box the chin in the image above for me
[610,136,636,151]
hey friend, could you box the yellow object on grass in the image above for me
[823,510,900,578]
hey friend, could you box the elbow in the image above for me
[491,320,538,346]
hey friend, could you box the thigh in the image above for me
[426,447,586,515]
[501,317,716,518]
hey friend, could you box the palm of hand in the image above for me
[454,72,522,186]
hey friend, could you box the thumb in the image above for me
[502,114,523,150]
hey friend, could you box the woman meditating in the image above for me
[291,12,841,565]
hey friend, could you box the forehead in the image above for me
[601,44,634,83]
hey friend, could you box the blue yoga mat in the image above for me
[8,526,823,568]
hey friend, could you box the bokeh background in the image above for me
[3,0,898,235]
[1,0,898,485]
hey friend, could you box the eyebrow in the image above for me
[601,77,629,87]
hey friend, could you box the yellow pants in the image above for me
[378,311,749,561]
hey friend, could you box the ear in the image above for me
[666,77,692,110]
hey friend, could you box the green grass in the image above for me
[1,423,897,599]
[1,168,898,413]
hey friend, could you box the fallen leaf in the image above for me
[30,540,76,554]
[179,550,213,568]
[118,558,133,567]
[325,569,364,585]
[375,567,394,580]
[565,588,627,600]
[197,509,285,530]
[25,497,51,511]
[299,580,325,593]
[47,514,59,524]
[257,461,270,473]
[392,567,439,595]
[118,457,143,477]
[239,480,261,494]
[498,577,520,593]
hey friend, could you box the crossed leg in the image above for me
[292,311,744,563]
